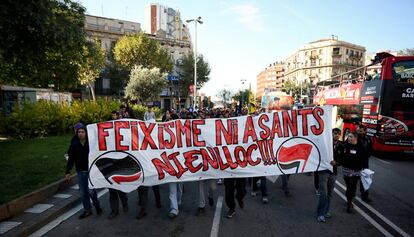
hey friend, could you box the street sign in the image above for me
[168,75,180,81]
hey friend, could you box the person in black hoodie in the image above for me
[65,125,102,219]
[357,124,373,203]
[341,132,365,213]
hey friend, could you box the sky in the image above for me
[79,0,414,97]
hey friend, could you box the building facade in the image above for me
[143,3,191,41]
[256,62,284,100]
[284,37,366,87]
[84,14,192,109]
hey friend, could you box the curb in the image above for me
[4,194,82,237]
[0,174,77,222]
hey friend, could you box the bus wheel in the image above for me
[343,128,350,141]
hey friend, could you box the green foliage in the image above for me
[124,66,167,103]
[0,0,88,90]
[131,104,161,120]
[179,52,211,97]
[233,89,255,107]
[78,41,106,100]
[113,33,173,73]
[282,79,310,101]
[1,100,121,139]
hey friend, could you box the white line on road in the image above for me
[28,189,108,237]
[210,196,224,237]
[373,157,392,165]
[334,188,393,237]
[336,181,411,237]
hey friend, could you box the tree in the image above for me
[113,33,173,73]
[233,89,255,107]
[78,41,106,101]
[124,66,167,103]
[179,52,211,98]
[398,48,414,56]
[0,0,88,90]
[282,79,310,102]
[216,89,232,108]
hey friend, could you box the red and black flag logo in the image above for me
[89,151,143,186]
[276,137,321,174]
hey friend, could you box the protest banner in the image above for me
[87,106,333,192]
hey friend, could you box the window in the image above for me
[319,49,323,54]
[392,60,414,84]
[311,59,316,66]
[350,50,354,56]
[346,49,349,54]
[333,47,340,55]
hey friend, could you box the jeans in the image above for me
[198,180,217,208]
[169,183,183,215]
[77,171,100,212]
[224,178,246,210]
[316,171,337,217]
[109,188,128,213]
[252,177,268,197]
[344,176,360,203]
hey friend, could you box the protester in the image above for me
[107,111,129,219]
[316,128,343,222]
[144,106,156,121]
[342,132,364,213]
[64,122,85,161]
[251,177,269,204]
[197,110,217,214]
[356,124,373,203]
[170,109,179,120]
[137,106,161,219]
[224,178,246,218]
[119,104,130,118]
[281,175,291,197]
[65,125,102,219]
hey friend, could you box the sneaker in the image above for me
[251,191,257,197]
[262,196,269,204]
[217,179,223,185]
[96,207,103,215]
[226,209,236,219]
[208,197,214,207]
[237,198,244,209]
[78,211,92,219]
[324,213,332,218]
[107,211,118,219]
[168,212,178,219]
[317,215,326,223]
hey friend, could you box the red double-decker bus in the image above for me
[314,52,414,153]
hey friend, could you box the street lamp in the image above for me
[186,16,203,108]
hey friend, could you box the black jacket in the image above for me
[359,136,373,168]
[332,140,344,175]
[342,142,365,171]
[65,139,89,174]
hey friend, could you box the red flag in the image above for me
[278,144,313,172]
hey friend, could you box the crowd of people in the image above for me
[64,104,373,223]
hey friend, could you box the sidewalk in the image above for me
[0,177,81,237]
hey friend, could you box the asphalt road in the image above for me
[34,155,414,237]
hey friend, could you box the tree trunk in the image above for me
[88,82,96,101]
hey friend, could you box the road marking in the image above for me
[210,196,223,237]
[25,204,54,214]
[28,189,108,237]
[334,188,393,237]
[53,193,72,199]
[336,181,411,237]
[0,221,22,234]
[374,157,392,165]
